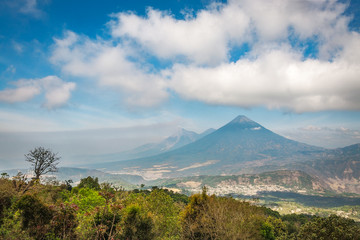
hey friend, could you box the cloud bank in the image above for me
[51,0,360,112]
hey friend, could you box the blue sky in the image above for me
[1,0,360,169]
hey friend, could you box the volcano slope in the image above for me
[99,115,327,179]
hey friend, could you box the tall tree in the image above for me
[25,147,60,180]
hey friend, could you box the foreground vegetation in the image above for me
[1,174,360,240]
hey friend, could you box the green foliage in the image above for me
[0,210,32,240]
[121,188,182,239]
[69,187,106,213]
[77,176,101,190]
[281,213,314,235]
[260,206,281,218]
[0,178,16,225]
[297,214,360,240]
[261,221,275,240]
[122,205,154,240]
[163,188,189,204]
[94,207,122,239]
[50,202,79,239]
[261,216,287,240]
[181,190,209,237]
[14,194,53,238]
[146,189,182,239]
[100,182,115,193]
[181,189,266,239]
[2,174,360,240]
[35,183,67,205]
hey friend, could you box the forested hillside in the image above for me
[1,174,360,240]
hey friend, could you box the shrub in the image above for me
[121,205,154,240]
[181,189,266,239]
[297,214,360,240]
[14,194,53,238]
[77,176,100,190]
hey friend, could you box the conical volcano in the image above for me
[171,115,323,164]
[224,115,261,127]
[100,115,324,178]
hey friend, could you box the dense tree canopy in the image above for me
[1,174,360,240]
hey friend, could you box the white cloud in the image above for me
[0,85,40,103]
[111,3,250,65]
[51,31,168,107]
[169,43,360,112]
[239,0,349,39]
[49,0,360,112]
[110,0,350,64]
[41,76,76,109]
[0,76,76,109]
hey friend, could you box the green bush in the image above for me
[181,189,267,239]
[297,214,360,240]
[77,176,100,190]
[121,205,154,240]
[14,194,53,238]
[69,187,106,213]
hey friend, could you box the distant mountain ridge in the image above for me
[5,114,359,194]
[78,115,360,194]
[127,128,216,157]
[97,115,325,179]
[84,128,216,166]
[289,143,360,193]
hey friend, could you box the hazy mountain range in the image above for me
[4,115,360,194]
[84,115,360,194]
[80,128,216,167]
[95,116,324,177]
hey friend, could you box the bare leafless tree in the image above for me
[25,147,60,180]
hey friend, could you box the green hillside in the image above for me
[1,174,360,240]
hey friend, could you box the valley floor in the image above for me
[158,182,360,222]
